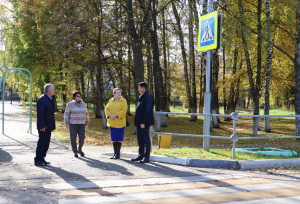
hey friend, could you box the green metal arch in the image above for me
[0,59,32,134]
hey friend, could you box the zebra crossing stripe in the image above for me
[59,182,298,204]
[124,188,300,204]
[60,178,273,196]
[45,174,251,190]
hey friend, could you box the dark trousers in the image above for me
[35,130,52,162]
[136,126,150,160]
[70,124,85,153]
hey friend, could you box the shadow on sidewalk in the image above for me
[43,166,111,194]
[2,134,34,149]
[77,156,134,176]
[31,133,69,150]
[122,159,202,177]
[0,148,13,162]
[38,165,106,191]
[122,159,249,192]
[36,157,133,191]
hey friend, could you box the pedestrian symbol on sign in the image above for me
[201,22,214,42]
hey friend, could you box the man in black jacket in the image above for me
[132,82,154,163]
[34,84,56,166]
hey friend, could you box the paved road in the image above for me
[0,102,300,203]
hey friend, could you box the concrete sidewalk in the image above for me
[0,102,244,203]
[107,152,300,170]
[1,102,300,204]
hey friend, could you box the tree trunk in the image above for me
[295,0,300,140]
[199,57,204,113]
[127,37,132,116]
[80,71,85,100]
[199,0,208,114]
[95,45,105,118]
[253,0,263,136]
[223,46,230,121]
[95,2,105,119]
[53,95,59,112]
[146,39,153,97]
[188,0,197,122]
[238,0,262,136]
[211,49,220,128]
[172,2,192,117]
[59,63,67,113]
[126,0,145,104]
[233,59,243,109]
[264,0,272,133]
[151,0,167,126]
[228,42,238,116]
[162,7,170,112]
[89,67,96,114]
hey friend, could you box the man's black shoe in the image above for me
[74,153,78,158]
[140,159,150,163]
[35,161,46,166]
[79,151,85,157]
[131,156,143,161]
[42,159,50,165]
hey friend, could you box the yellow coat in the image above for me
[105,96,128,128]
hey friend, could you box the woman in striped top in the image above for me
[64,90,90,158]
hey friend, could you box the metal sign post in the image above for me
[198,1,221,151]
[0,59,32,134]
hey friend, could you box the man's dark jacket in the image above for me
[134,91,154,127]
[37,94,56,131]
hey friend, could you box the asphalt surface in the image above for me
[0,101,300,203]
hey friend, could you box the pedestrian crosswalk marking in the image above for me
[60,178,273,196]
[45,174,251,190]
[124,188,300,204]
[58,182,298,204]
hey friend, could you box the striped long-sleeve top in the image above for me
[64,100,90,125]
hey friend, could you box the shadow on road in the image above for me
[39,165,104,190]
[0,148,13,162]
[2,134,34,149]
[122,159,201,177]
[122,159,249,192]
[77,156,134,176]
[35,156,133,192]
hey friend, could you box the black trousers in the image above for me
[69,124,85,153]
[35,130,51,162]
[136,126,150,160]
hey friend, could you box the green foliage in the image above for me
[0,0,299,127]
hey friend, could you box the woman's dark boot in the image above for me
[114,142,122,159]
[110,142,117,159]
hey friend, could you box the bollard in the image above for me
[149,126,155,152]
[155,114,161,132]
[101,110,108,129]
[158,135,161,149]
[160,113,167,127]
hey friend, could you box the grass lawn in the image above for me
[152,147,299,160]
[22,101,300,159]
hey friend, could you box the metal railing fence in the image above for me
[150,111,300,159]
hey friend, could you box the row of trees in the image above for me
[0,0,299,136]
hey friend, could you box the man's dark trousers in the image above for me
[136,125,150,160]
[35,130,52,162]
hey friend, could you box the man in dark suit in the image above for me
[34,84,56,166]
[132,82,154,163]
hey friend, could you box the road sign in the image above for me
[198,11,220,52]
